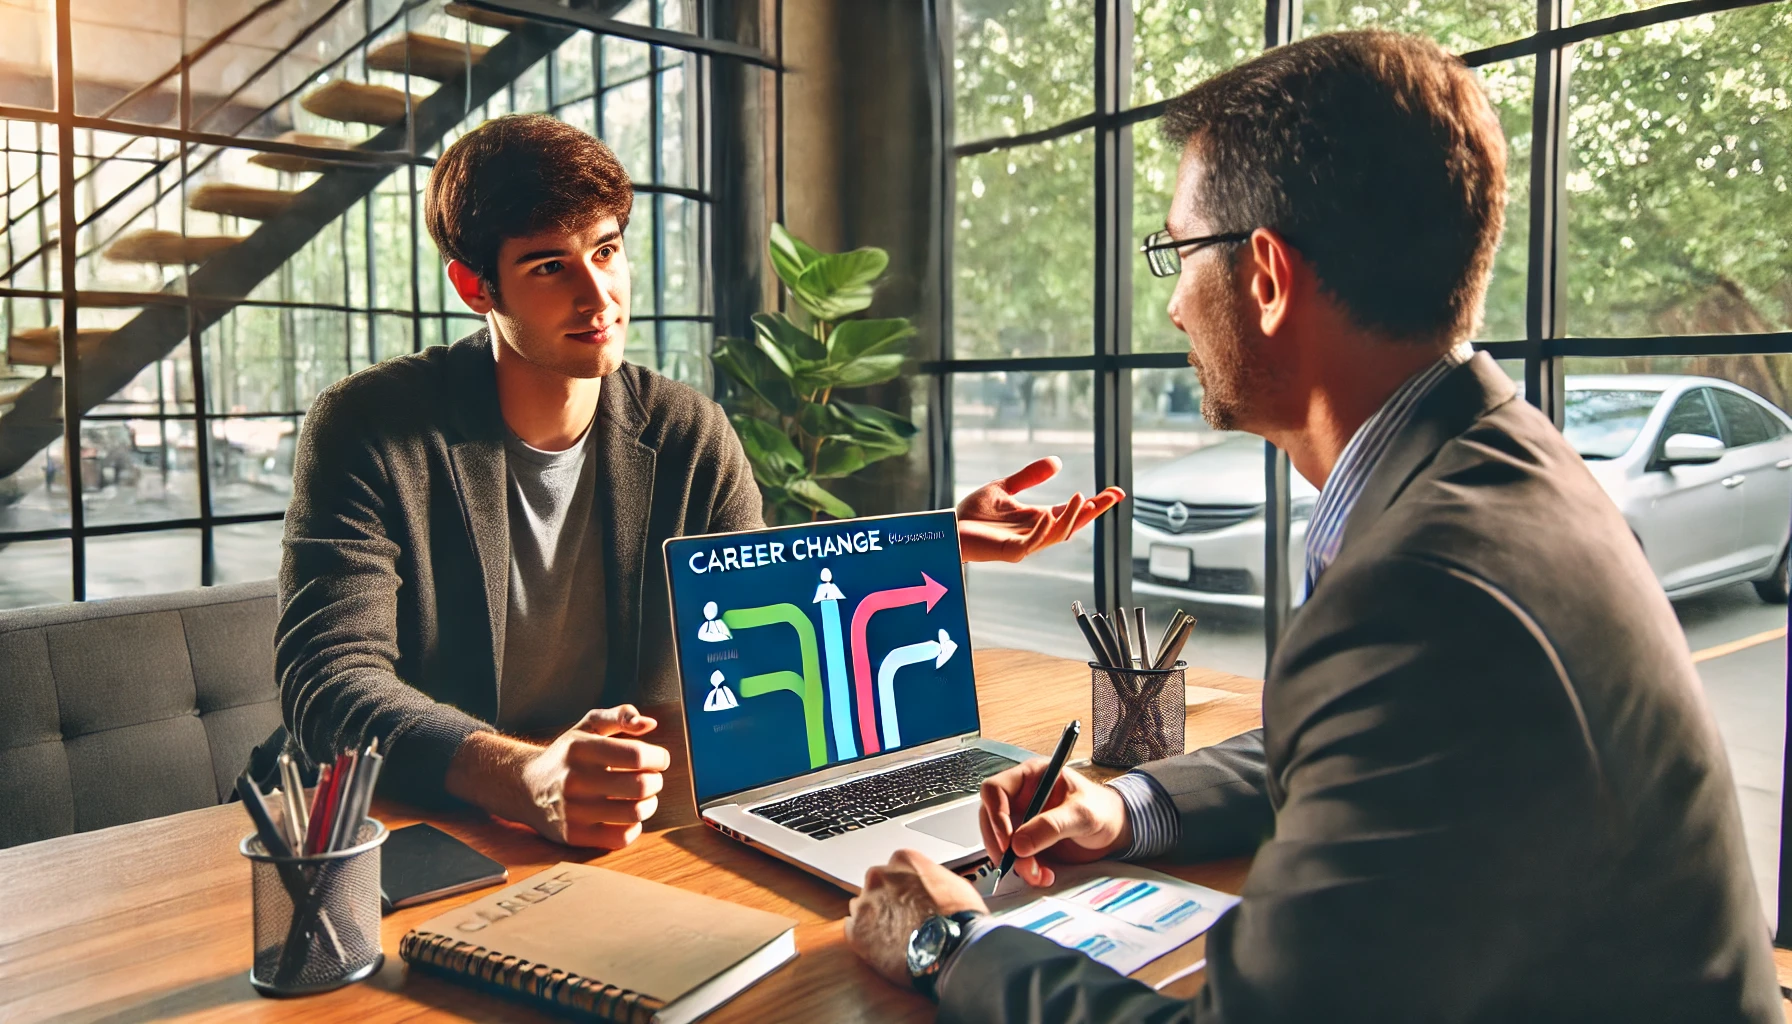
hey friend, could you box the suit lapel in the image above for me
[1334,352,1518,556]
[595,367,656,705]
[1266,353,1517,808]
[443,331,511,689]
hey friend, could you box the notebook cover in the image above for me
[402,862,796,1007]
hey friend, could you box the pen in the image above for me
[278,753,308,842]
[994,719,1082,886]
[1113,607,1135,667]
[1091,614,1125,670]
[1152,609,1189,669]
[1154,613,1198,670]
[1132,607,1149,666]
[1071,602,1109,666]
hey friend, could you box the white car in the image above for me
[1568,375,1792,603]
[1131,436,1315,608]
[1130,375,1792,608]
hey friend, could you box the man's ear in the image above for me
[1247,228,1296,338]
[446,259,496,314]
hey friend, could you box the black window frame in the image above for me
[0,0,762,598]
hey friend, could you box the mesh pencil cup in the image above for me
[1090,661,1187,769]
[239,820,387,997]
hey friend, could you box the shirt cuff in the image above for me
[936,914,1005,994]
[1107,771,1179,860]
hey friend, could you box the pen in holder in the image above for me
[1090,660,1187,769]
[240,820,387,996]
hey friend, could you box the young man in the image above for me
[276,114,1121,850]
[845,32,1780,1020]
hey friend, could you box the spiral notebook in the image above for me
[399,862,797,1024]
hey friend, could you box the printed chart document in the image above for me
[985,862,1240,976]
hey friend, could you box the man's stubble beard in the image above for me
[1187,259,1278,433]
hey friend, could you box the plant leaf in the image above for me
[729,414,804,486]
[790,248,889,321]
[812,440,871,479]
[787,477,856,519]
[827,318,916,362]
[713,337,800,415]
[768,223,823,290]
[834,399,920,440]
[798,402,858,440]
[825,354,906,388]
[753,312,826,365]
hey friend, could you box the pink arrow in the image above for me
[850,573,949,754]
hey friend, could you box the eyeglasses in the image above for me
[1139,229,1253,278]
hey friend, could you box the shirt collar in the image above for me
[1300,341,1474,598]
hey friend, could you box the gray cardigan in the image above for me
[276,330,764,804]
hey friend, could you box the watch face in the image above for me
[907,915,953,978]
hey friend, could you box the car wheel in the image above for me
[1753,545,1790,604]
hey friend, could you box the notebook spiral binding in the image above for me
[400,931,668,1023]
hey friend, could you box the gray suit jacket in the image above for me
[940,354,1780,1022]
[276,330,763,804]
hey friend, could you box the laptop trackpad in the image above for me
[904,803,980,848]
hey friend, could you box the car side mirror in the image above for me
[1659,432,1725,466]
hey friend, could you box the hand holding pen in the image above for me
[976,724,1134,890]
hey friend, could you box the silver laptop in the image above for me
[663,509,1037,893]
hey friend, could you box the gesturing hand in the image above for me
[956,457,1125,564]
[517,705,669,850]
[979,760,1132,888]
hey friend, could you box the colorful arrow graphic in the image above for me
[876,629,959,749]
[850,572,948,754]
[723,603,826,768]
[817,589,857,760]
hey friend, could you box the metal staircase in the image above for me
[0,0,612,479]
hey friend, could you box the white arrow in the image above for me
[875,631,960,750]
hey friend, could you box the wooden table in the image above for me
[0,650,1264,1023]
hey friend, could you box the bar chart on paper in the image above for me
[987,864,1241,975]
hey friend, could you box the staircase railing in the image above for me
[0,5,609,478]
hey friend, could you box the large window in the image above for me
[0,0,726,606]
[945,0,1791,927]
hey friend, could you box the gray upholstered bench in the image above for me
[0,580,282,849]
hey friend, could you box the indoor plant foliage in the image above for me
[715,223,919,524]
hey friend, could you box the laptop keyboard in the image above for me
[749,748,1021,841]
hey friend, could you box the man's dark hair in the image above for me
[1163,30,1507,344]
[425,113,633,292]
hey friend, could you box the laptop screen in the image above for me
[664,509,980,805]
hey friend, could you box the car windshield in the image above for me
[1563,389,1662,459]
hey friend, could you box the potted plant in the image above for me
[713,224,919,524]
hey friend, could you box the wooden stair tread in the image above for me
[8,327,113,368]
[0,378,31,409]
[104,229,243,265]
[248,132,355,174]
[187,183,297,220]
[300,80,422,127]
[444,2,526,30]
[365,33,489,81]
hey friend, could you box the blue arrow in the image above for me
[818,598,857,760]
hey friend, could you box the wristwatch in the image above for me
[906,909,985,1001]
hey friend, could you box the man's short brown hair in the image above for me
[424,113,634,291]
[1163,31,1507,344]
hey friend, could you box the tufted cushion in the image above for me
[0,580,281,848]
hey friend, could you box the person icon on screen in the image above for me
[704,669,739,712]
[813,567,846,603]
[697,601,732,642]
